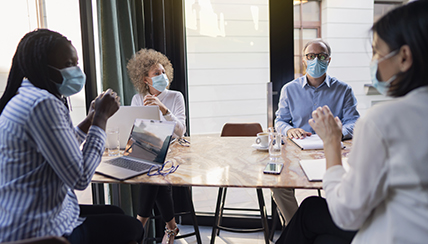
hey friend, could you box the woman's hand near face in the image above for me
[77,100,96,134]
[86,100,96,122]
[309,106,342,144]
[92,89,120,131]
[143,94,168,115]
[309,105,343,169]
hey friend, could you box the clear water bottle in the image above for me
[268,127,282,162]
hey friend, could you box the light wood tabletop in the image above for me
[91,135,352,189]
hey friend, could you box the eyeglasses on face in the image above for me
[305,53,329,61]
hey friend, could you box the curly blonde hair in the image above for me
[127,48,174,94]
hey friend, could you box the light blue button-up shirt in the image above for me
[275,74,360,139]
[0,80,106,242]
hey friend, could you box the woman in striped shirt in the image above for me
[0,29,143,244]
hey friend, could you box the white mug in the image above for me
[255,132,269,147]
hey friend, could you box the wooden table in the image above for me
[91,135,351,244]
[92,135,352,189]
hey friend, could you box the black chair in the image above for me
[1,236,70,244]
[143,186,202,244]
[210,122,270,244]
[2,236,139,244]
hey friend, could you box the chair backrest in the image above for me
[220,123,263,137]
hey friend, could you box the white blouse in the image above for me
[131,89,186,138]
[323,86,428,244]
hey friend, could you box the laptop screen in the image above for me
[123,119,175,164]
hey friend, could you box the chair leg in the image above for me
[256,188,270,244]
[317,189,322,197]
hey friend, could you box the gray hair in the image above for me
[302,38,332,56]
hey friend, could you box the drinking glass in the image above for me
[268,128,282,162]
[106,127,120,156]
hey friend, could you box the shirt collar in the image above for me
[302,74,331,88]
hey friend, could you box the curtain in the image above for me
[97,0,144,217]
[98,0,142,105]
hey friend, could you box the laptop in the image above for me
[106,106,160,149]
[96,119,176,180]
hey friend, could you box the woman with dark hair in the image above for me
[127,48,186,244]
[0,29,143,244]
[276,1,428,243]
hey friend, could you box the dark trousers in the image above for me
[66,205,144,244]
[276,196,357,244]
[138,184,175,223]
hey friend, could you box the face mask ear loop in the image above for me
[67,97,72,111]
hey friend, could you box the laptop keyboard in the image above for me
[105,157,153,172]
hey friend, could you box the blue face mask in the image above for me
[149,74,169,92]
[370,50,398,95]
[306,57,329,78]
[49,65,86,97]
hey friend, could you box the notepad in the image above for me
[291,134,344,150]
[299,158,350,181]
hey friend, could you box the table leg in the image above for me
[211,187,225,244]
[91,183,105,205]
[256,188,270,244]
[110,184,122,207]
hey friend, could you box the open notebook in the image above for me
[299,158,350,182]
[291,134,344,150]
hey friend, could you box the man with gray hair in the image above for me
[272,39,360,225]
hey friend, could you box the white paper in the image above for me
[300,158,349,181]
[291,134,344,150]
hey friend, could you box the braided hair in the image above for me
[0,29,71,114]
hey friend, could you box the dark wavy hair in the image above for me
[0,29,70,114]
[372,0,428,97]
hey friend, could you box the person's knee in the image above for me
[299,196,326,211]
[105,204,126,215]
[271,188,296,205]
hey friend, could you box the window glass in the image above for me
[294,1,320,22]
[185,0,270,135]
[184,0,272,216]
[293,0,320,78]
[45,0,86,125]
[0,1,38,94]
[374,3,402,23]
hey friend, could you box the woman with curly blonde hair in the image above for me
[127,48,185,139]
[127,48,186,244]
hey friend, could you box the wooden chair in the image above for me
[211,122,270,244]
[220,122,263,137]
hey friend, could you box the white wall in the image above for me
[185,0,270,135]
[321,0,389,117]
